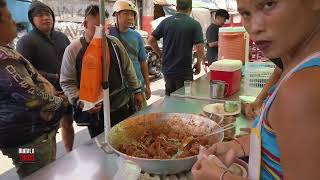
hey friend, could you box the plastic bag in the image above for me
[113,156,141,180]
[79,26,110,111]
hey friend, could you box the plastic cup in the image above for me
[184,80,192,95]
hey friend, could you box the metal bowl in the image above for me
[107,113,224,175]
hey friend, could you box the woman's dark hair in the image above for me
[0,0,7,22]
[215,9,230,20]
[176,0,192,12]
[85,4,109,18]
[0,0,6,7]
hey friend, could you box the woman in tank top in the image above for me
[192,0,320,179]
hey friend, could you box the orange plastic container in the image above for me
[218,27,249,64]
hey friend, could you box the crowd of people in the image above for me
[1,0,320,179]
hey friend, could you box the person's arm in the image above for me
[244,66,282,119]
[193,43,205,75]
[271,69,320,179]
[208,41,218,48]
[148,21,164,57]
[195,43,205,64]
[38,70,59,84]
[140,61,151,99]
[138,36,151,99]
[193,22,205,74]
[110,36,142,92]
[255,67,282,105]
[148,35,161,57]
[0,59,63,112]
[59,43,80,105]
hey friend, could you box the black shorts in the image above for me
[164,74,193,96]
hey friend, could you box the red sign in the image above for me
[19,148,35,163]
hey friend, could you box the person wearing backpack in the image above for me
[60,5,143,138]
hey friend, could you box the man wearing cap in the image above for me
[16,1,74,152]
[0,0,68,178]
[60,5,143,138]
[110,0,151,108]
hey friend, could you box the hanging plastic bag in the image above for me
[79,26,110,111]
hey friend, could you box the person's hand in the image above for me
[40,111,54,121]
[193,61,201,75]
[42,81,56,95]
[192,156,226,180]
[202,143,238,167]
[244,99,263,120]
[55,91,69,108]
[145,85,151,100]
[134,93,144,110]
[192,145,237,180]
[155,52,161,59]
[104,19,112,35]
[88,103,102,114]
[61,95,70,108]
[55,91,64,96]
[52,73,60,85]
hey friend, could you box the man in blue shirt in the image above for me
[148,0,204,96]
[110,0,150,107]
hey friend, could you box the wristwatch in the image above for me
[132,87,142,94]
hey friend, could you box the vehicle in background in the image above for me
[137,30,162,79]
[7,0,32,32]
[7,0,32,47]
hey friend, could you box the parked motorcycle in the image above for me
[145,45,161,78]
[138,30,162,79]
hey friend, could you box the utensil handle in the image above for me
[222,123,235,129]
[102,144,114,154]
[213,124,235,134]
[95,138,114,154]
[222,126,235,132]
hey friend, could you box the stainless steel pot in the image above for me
[106,113,224,175]
[210,80,228,99]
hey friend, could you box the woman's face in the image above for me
[237,0,320,59]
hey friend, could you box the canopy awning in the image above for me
[154,0,218,10]
[154,0,238,11]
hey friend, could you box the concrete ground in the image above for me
[0,70,205,180]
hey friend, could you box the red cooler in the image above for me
[210,59,242,97]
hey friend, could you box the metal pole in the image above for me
[135,0,141,30]
[99,0,111,143]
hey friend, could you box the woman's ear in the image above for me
[83,20,88,29]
